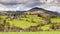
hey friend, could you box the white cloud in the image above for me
[40,0,60,12]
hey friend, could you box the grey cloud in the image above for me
[0,0,44,6]
[0,2,23,5]
[0,0,24,6]
[0,0,60,12]
[0,0,43,10]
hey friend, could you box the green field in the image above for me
[51,17,60,23]
[0,31,60,34]
[0,15,60,29]
[0,15,60,34]
[0,15,46,29]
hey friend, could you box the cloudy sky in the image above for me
[0,0,60,12]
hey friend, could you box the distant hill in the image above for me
[27,7,60,16]
[0,7,60,17]
[6,11,25,14]
[29,7,46,11]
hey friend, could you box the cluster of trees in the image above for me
[50,23,60,30]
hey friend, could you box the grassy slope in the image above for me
[51,17,60,23]
[0,15,46,29]
[1,15,60,29]
[0,15,60,34]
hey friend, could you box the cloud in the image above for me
[40,0,60,12]
[0,0,60,12]
[0,0,42,11]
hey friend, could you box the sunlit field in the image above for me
[0,14,60,34]
[0,15,60,30]
[0,15,46,29]
[51,17,60,23]
[0,31,60,34]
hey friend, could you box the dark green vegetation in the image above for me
[0,7,60,32]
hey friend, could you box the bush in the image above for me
[50,23,60,30]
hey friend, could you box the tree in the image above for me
[3,20,6,26]
[6,22,10,29]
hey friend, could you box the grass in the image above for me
[1,15,60,29]
[0,15,60,34]
[0,15,46,29]
[51,17,60,23]
[41,25,51,30]
[7,20,38,29]
[0,31,60,34]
